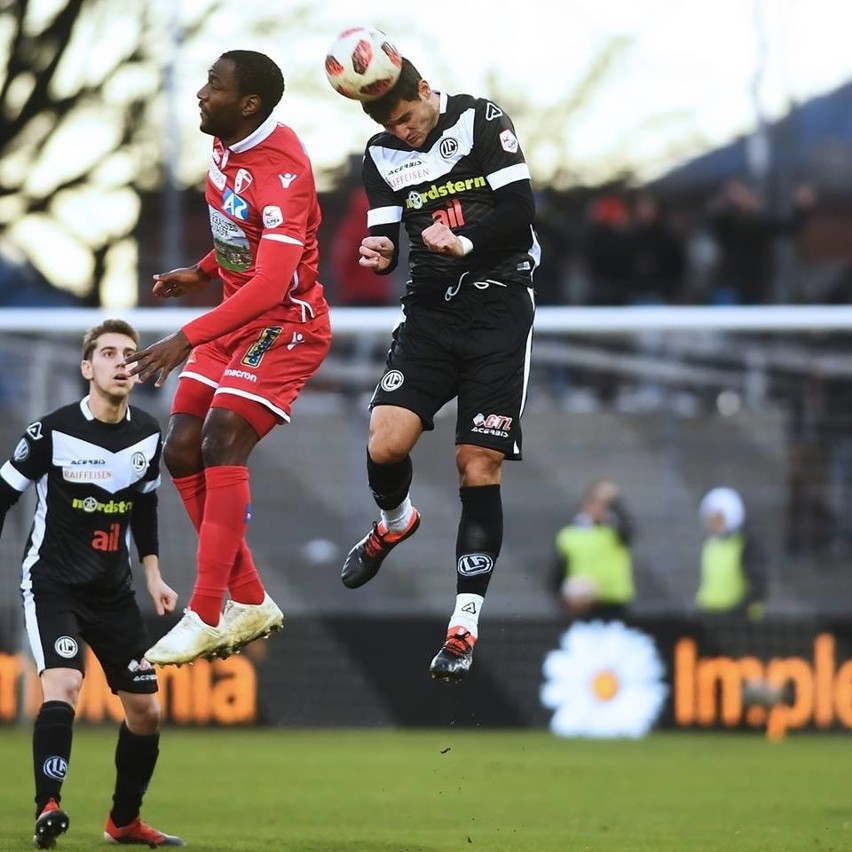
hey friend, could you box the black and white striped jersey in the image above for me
[362,91,540,293]
[0,396,162,591]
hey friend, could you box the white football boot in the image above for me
[145,609,226,665]
[219,592,285,656]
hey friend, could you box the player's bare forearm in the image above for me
[143,555,179,616]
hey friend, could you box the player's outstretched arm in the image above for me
[142,555,179,616]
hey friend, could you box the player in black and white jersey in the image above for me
[0,319,183,848]
[339,57,540,681]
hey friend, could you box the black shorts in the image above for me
[22,578,158,694]
[370,279,535,460]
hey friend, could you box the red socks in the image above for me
[173,468,265,626]
[172,473,263,602]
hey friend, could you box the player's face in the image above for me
[197,58,251,143]
[380,83,439,148]
[82,333,138,401]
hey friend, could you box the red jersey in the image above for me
[183,116,328,346]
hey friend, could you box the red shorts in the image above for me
[172,312,331,434]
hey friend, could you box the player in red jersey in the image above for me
[123,50,331,665]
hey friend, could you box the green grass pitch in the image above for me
[0,728,847,851]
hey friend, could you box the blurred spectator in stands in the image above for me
[704,180,816,305]
[329,184,397,379]
[696,487,766,619]
[550,477,635,622]
[330,185,395,307]
[531,187,574,305]
[576,194,633,405]
[582,193,633,306]
[629,192,687,305]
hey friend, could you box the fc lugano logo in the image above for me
[54,636,78,659]
[380,370,404,392]
[439,137,458,158]
[458,554,494,576]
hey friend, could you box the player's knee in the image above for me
[456,445,503,484]
[367,437,410,466]
[201,411,259,466]
[124,697,162,736]
[162,439,196,478]
[163,418,203,476]
[40,668,83,708]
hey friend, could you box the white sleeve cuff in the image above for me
[457,235,474,256]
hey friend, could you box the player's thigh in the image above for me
[82,591,158,695]
[370,311,458,431]
[456,290,534,459]
[23,584,86,675]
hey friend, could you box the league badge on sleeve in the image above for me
[499,130,519,154]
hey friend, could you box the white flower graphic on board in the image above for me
[540,620,668,738]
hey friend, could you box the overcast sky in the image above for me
[201,0,852,184]
[15,0,852,304]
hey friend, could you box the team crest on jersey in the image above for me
[234,168,253,193]
[223,189,249,221]
[499,129,519,153]
[26,422,43,440]
[263,205,284,228]
[131,451,147,473]
[242,327,282,367]
[439,137,459,159]
[13,438,29,461]
[208,162,226,190]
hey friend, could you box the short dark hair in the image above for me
[220,50,285,119]
[82,319,139,361]
[362,57,423,125]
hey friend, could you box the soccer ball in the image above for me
[324,26,402,101]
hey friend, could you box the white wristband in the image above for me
[457,235,474,256]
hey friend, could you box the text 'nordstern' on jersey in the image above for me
[405,176,487,210]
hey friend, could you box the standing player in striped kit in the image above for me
[0,319,183,847]
[123,51,331,666]
[339,56,540,680]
